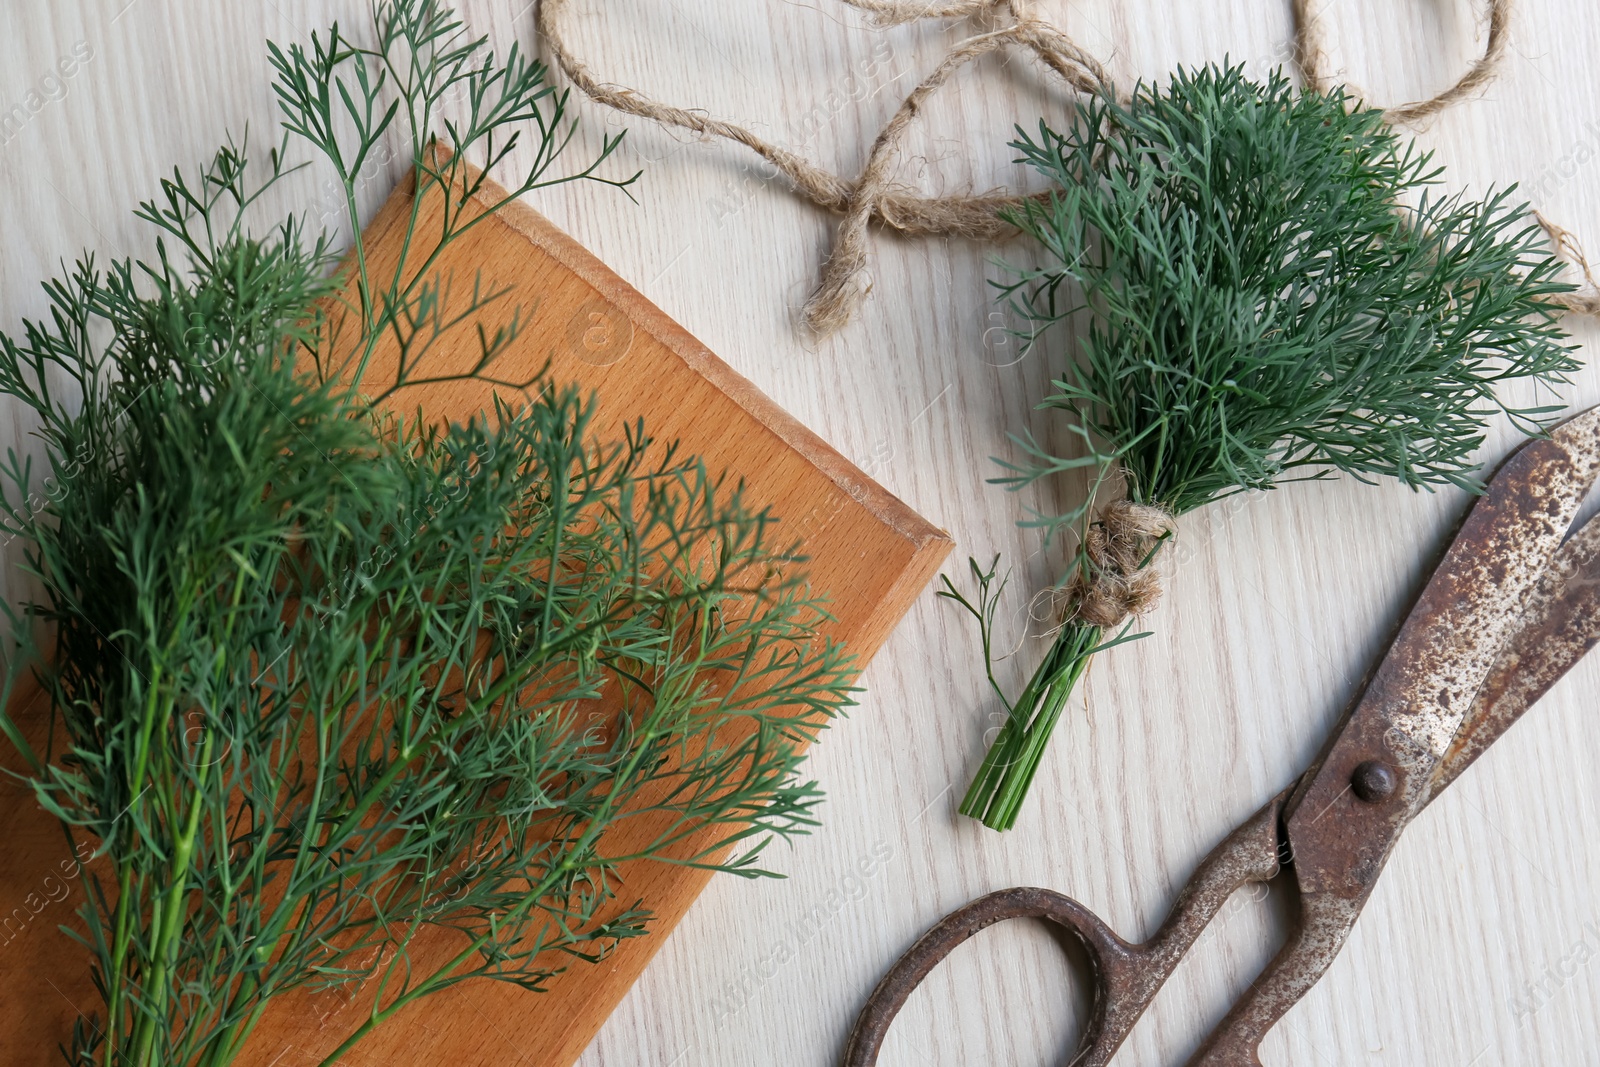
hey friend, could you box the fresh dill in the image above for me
[955,64,1578,831]
[0,3,855,1064]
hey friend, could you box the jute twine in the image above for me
[538,0,1599,333]
[1068,501,1176,629]
[536,0,1600,625]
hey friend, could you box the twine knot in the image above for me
[537,0,1109,337]
[1069,499,1176,630]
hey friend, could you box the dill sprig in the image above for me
[956,64,1578,831]
[0,3,855,1065]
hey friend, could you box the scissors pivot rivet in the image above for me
[1350,760,1397,804]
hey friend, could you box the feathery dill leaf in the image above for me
[0,3,855,1064]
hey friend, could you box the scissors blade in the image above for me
[1428,510,1600,800]
[1284,405,1600,898]
[1181,408,1600,1066]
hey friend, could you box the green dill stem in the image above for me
[986,628,1097,830]
[343,175,377,336]
[959,622,1099,831]
[344,156,422,394]
[199,701,333,1067]
[102,664,171,1067]
[959,630,1072,815]
[203,1002,270,1067]
[131,568,249,1066]
[130,727,215,1067]
[100,830,139,1066]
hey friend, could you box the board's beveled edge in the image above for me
[476,182,953,556]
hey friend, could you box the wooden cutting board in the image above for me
[0,165,950,1066]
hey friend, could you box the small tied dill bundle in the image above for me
[0,3,854,1064]
[951,64,1579,831]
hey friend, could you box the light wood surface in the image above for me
[3,2,1600,1065]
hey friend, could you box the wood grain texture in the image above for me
[2,1,1599,1065]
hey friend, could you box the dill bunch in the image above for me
[0,3,854,1065]
[954,63,1578,831]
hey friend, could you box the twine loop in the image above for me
[537,0,1108,335]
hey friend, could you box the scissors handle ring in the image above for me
[840,885,1141,1067]
[841,796,1287,1067]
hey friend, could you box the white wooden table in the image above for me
[4,2,1599,1064]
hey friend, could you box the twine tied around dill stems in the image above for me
[537,0,1600,333]
[1067,500,1176,630]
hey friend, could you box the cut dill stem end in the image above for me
[955,61,1579,831]
[959,621,1100,831]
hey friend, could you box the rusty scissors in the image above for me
[844,406,1600,1066]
